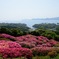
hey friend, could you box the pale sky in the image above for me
[0,0,59,22]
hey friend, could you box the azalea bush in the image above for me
[0,40,32,59]
[0,33,15,41]
[16,34,58,48]
[0,40,21,48]
[0,34,58,48]
[31,47,52,56]
[0,34,58,59]
[0,48,33,59]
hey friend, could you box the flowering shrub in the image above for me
[0,34,58,58]
[49,39,58,46]
[16,34,58,48]
[0,34,15,41]
[0,34,58,48]
[31,47,52,56]
[0,48,33,59]
[0,40,33,59]
[0,40,21,48]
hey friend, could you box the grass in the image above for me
[38,54,59,59]
[0,54,59,59]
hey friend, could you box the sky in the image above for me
[0,0,59,22]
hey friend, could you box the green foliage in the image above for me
[10,28,23,36]
[56,25,59,35]
[33,23,57,30]
[42,30,56,39]
[0,23,59,41]
[0,23,30,32]
[0,27,11,34]
[0,38,10,40]
[0,27,28,36]
[32,23,59,40]
[55,35,59,41]
[48,51,57,58]
[29,29,45,36]
[30,29,59,41]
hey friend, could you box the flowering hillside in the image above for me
[0,33,59,59]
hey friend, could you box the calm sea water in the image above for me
[0,19,59,28]
[20,19,59,28]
